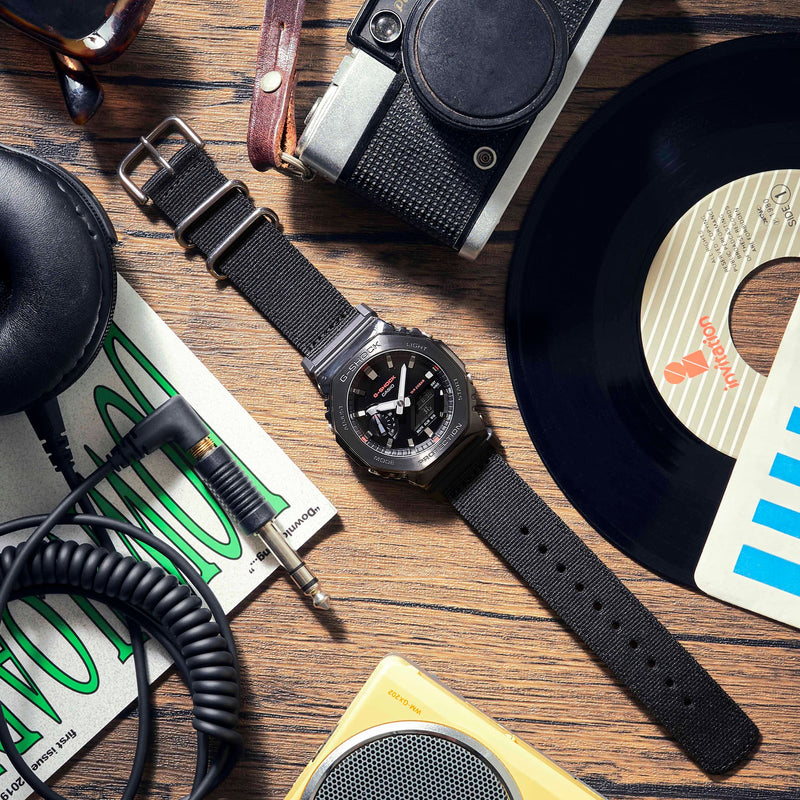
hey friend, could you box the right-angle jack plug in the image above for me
[109,396,330,610]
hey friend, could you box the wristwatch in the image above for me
[119,117,759,774]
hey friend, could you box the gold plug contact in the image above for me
[189,435,216,460]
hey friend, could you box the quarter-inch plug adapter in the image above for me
[109,396,331,610]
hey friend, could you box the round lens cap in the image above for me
[402,0,568,131]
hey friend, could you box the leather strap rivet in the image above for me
[260,71,283,93]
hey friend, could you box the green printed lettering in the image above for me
[4,599,99,694]
[86,446,218,582]
[93,387,241,563]
[0,634,60,723]
[68,597,134,664]
[84,462,188,581]
[0,706,43,776]
[102,322,287,514]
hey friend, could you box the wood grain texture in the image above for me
[1,1,799,799]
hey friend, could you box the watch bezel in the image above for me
[329,333,472,478]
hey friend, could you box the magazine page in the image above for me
[0,278,336,798]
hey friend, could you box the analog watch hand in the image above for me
[396,363,407,415]
[365,399,397,416]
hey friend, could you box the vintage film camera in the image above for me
[297,0,622,258]
[284,655,605,800]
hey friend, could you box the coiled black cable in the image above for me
[0,465,243,800]
[26,398,153,800]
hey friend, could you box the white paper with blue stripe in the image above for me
[696,295,800,627]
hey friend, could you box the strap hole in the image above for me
[683,696,693,706]
[647,658,656,669]
[611,620,620,630]
[556,563,566,573]
[574,582,584,592]
[593,601,603,611]
[665,677,674,688]
[520,525,530,536]
[629,639,638,649]
[537,543,547,553]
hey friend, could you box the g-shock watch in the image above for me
[303,304,488,490]
[119,117,759,774]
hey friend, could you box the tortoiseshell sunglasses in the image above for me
[0,0,156,123]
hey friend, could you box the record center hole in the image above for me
[729,257,800,377]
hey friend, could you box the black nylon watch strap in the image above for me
[131,131,759,774]
[443,450,759,774]
[142,144,358,359]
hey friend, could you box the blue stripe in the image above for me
[734,545,800,598]
[752,499,800,540]
[769,453,800,488]
[788,407,800,436]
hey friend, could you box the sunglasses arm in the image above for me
[50,51,104,125]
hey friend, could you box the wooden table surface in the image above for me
[1,1,799,799]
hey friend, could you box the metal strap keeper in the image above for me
[206,206,280,280]
[174,180,251,248]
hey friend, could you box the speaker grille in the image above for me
[313,731,511,800]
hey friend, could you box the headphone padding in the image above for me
[0,145,116,416]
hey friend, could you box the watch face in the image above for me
[329,332,476,480]
[347,349,454,456]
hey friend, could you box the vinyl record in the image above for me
[506,34,800,588]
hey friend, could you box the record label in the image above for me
[641,169,800,457]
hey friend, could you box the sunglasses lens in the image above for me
[2,0,113,40]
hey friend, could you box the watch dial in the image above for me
[347,349,455,456]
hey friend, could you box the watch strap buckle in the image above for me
[118,116,205,205]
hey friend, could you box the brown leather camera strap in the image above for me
[247,0,306,173]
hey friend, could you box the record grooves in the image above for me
[506,34,800,587]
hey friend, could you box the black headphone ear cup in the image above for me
[0,146,116,416]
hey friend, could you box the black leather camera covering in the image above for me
[0,145,116,415]
[403,0,568,131]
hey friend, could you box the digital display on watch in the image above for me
[413,387,436,428]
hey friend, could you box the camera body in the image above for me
[297,0,622,258]
[284,655,605,800]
